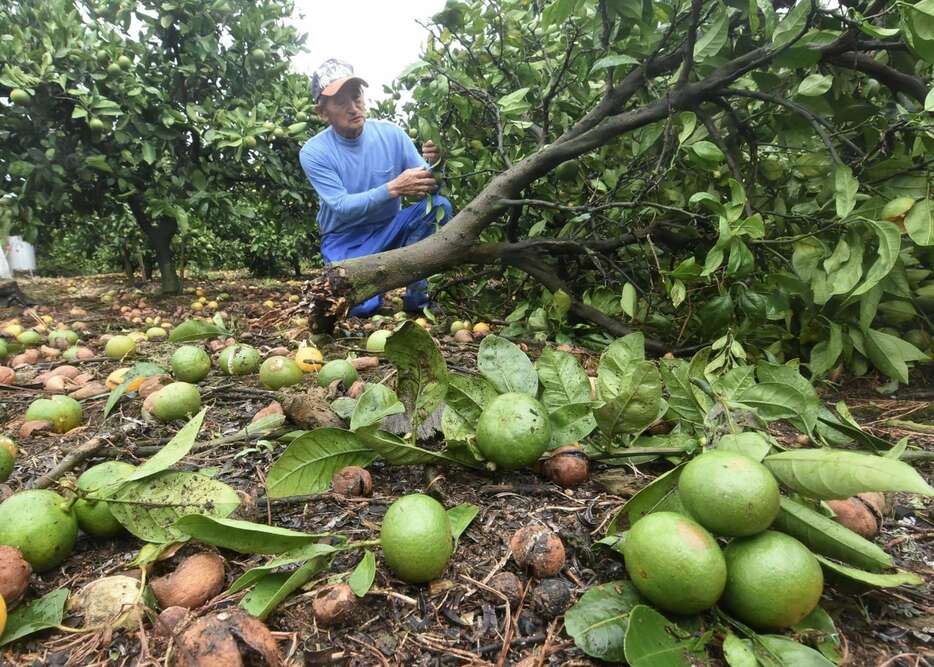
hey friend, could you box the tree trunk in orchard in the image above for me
[129,196,181,294]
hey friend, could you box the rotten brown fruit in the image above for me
[174,609,282,667]
[331,466,373,497]
[312,583,357,627]
[0,545,31,605]
[510,525,566,578]
[150,552,225,610]
[541,445,590,488]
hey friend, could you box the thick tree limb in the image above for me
[824,51,927,102]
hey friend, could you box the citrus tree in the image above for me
[0,0,319,293]
[304,0,933,383]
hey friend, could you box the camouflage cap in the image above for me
[311,58,368,103]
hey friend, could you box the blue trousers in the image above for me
[320,194,453,316]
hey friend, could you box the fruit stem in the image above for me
[345,539,381,550]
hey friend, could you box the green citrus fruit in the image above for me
[259,356,303,389]
[380,494,453,583]
[10,89,31,105]
[89,118,106,131]
[317,359,358,387]
[0,339,7,360]
[554,159,579,183]
[74,461,136,538]
[0,490,78,571]
[146,382,201,422]
[0,437,16,482]
[622,511,727,615]
[218,344,261,375]
[146,326,168,340]
[678,450,780,537]
[449,320,466,334]
[16,330,42,348]
[475,393,552,470]
[117,54,132,69]
[105,335,136,359]
[366,330,391,353]
[905,329,931,352]
[171,345,212,383]
[48,330,78,349]
[722,531,824,629]
[250,48,266,63]
[25,395,83,433]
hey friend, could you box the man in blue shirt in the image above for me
[299,59,453,317]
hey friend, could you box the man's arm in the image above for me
[299,149,393,223]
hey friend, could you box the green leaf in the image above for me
[103,361,167,418]
[477,334,538,396]
[447,502,479,545]
[659,359,711,427]
[792,607,843,664]
[834,164,858,218]
[851,220,900,296]
[756,635,835,667]
[722,631,757,667]
[813,555,924,588]
[349,383,404,431]
[809,322,842,377]
[168,318,229,342]
[120,409,205,483]
[384,321,448,427]
[565,581,642,662]
[497,86,531,114]
[754,363,822,434]
[609,464,685,533]
[690,140,724,162]
[904,199,934,246]
[621,282,637,318]
[694,7,730,61]
[347,550,376,597]
[240,553,333,620]
[764,449,934,498]
[624,605,698,666]
[444,373,498,426]
[926,87,934,111]
[798,73,833,96]
[357,427,481,468]
[0,588,69,647]
[595,360,663,439]
[549,403,597,446]
[734,382,812,427]
[717,431,772,461]
[864,328,928,384]
[85,154,113,173]
[141,142,156,164]
[772,0,813,50]
[537,347,592,407]
[542,0,583,29]
[228,542,338,594]
[109,471,241,543]
[772,497,893,571]
[591,53,640,71]
[266,429,378,498]
[172,515,322,554]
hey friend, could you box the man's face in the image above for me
[318,83,367,137]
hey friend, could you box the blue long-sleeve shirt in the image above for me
[299,120,428,238]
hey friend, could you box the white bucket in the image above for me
[0,240,11,279]
[7,236,36,272]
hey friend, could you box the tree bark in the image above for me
[129,196,180,294]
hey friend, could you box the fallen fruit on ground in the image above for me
[487,571,524,608]
[294,344,324,372]
[317,359,358,388]
[722,530,824,629]
[150,552,226,610]
[0,437,16,482]
[67,575,141,628]
[171,345,212,383]
[0,490,79,572]
[366,329,391,352]
[380,493,453,584]
[0,593,5,637]
[0,367,14,385]
[312,583,357,627]
[531,577,572,619]
[218,343,261,375]
[826,494,884,539]
[449,320,466,334]
[74,461,136,538]
[144,382,202,422]
[541,445,589,487]
[332,466,373,497]
[104,335,136,359]
[259,356,303,389]
[678,449,780,536]
[106,367,146,391]
[510,525,566,578]
[24,395,83,433]
[156,605,189,636]
[476,393,552,470]
[16,330,42,348]
[0,545,31,604]
[175,608,282,667]
[622,511,727,615]
[48,329,78,350]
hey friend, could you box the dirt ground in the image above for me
[0,274,931,666]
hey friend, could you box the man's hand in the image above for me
[388,168,438,198]
[422,140,441,167]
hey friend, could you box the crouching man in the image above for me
[299,59,452,317]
